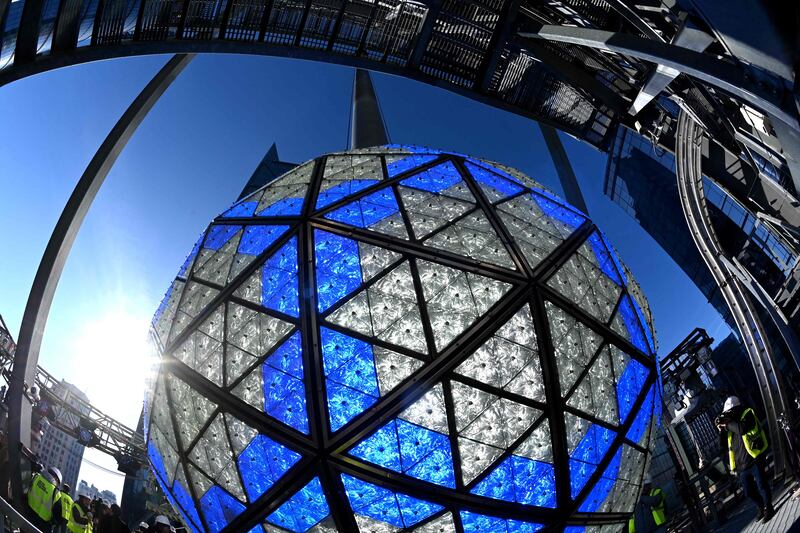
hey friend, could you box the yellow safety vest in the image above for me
[627,487,666,532]
[60,493,75,521]
[67,501,92,533]
[27,473,58,522]
[651,488,666,525]
[727,407,768,471]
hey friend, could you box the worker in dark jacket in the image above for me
[629,477,666,532]
[97,503,129,533]
[716,395,774,521]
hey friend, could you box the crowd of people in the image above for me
[24,465,177,533]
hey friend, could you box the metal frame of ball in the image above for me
[147,147,660,533]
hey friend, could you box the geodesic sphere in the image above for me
[146,145,660,533]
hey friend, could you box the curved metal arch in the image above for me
[5,53,194,505]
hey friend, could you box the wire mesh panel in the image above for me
[93,0,140,43]
[328,0,371,55]
[297,0,341,49]
[221,0,265,40]
[420,0,503,87]
[181,0,223,38]
[361,0,425,64]
[137,0,182,40]
[263,0,305,44]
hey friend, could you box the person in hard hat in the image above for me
[716,395,774,521]
[26,466,63,532]
[57,483,75,533]
[152,515,172,533]
[628,476,667,532]
[68,487,94,533]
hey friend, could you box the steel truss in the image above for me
[151,149,660,532]
[0,320,146,464]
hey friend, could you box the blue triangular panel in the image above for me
[512,456,556,507]
[618,295,651,355]
[531,193,586,230]
[626,384,655,444]
[400,161,462,193]
[316,179,381,209]
[349,421,402,473]
[405,443,455,488]
[471,456,556,507]
[265,331,304,379]
[266,477,330,533]
[205,225,241,250]
[238,434,301,502]
[465,161,524,200]
[326,380,378,432]
[257,197,304,217]
[222,200,258,218]
[349,418,455,487]
[260,237,299,317]
[586,232,625,286]
[569,423,616,498]
[327,352,380,397]
[572,424,615,466]
[387,154,438,177]
[324,188,400,229]
[397,419,446,471]
[460,511,544,533]
[238,225,289,257]
[171,479,203,532]
[616,358,648,423]
[320,327,370,374]
[471,458,514,502]
[341,474,444,528]
[148,442,168,484]
[262,363,309,434]
[199,486,247,533]
[578,448,621,512]
[569,458,596,499]
[315,230,363,312]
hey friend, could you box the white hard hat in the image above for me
[77,487,91,499]
[723,396,741,413]
[154,516,171,526]
[138,522,149,529]
[643,474,653,484]
[47,467,62,485]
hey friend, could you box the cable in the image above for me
[81,456,128,477]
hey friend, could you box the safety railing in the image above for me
[0,494,43,533]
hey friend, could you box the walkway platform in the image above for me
[712,481,800,532]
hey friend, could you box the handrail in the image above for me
[675,109,789,474]
[0,493,43,533]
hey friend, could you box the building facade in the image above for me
[604,126,800,373]
[36,380,90,491]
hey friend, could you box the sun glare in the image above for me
[68,309,157,426]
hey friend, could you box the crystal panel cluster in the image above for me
[146,146,661,533]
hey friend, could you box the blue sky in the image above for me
[0,53,729,494]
